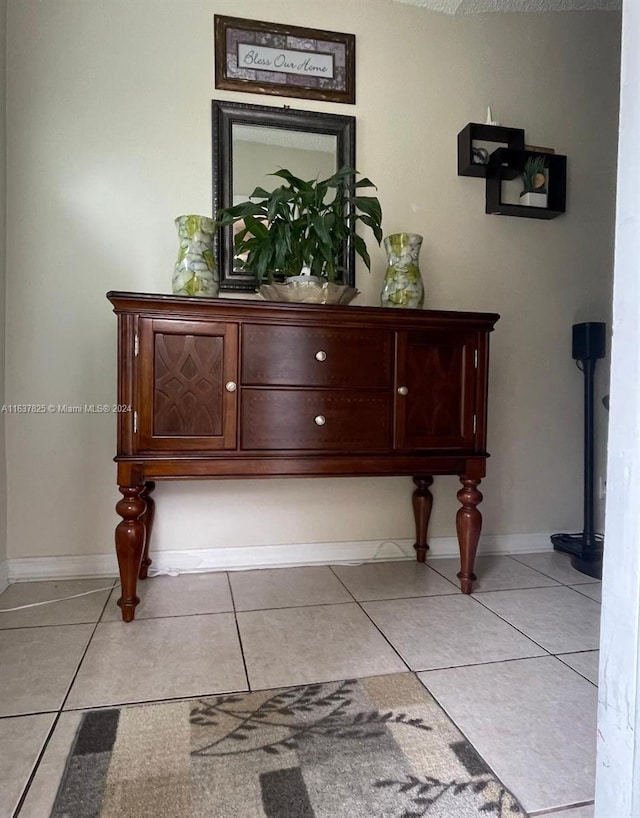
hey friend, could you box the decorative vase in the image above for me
[172,215,218,297]
[380,232,424,309]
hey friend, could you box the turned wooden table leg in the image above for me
[139,481,156,580]
[412,476,434,562]
[115,485,146,622]
[456,477,483,594]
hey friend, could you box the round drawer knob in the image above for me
[225,381,237,393]
[315,350,327,362]
[397,386,409,396]
[314,415,326,426]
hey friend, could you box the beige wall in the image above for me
[0,0,7,572]
[4,0,619,564]
[233,141,337,201]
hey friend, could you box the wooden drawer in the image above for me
[241,324,393,388]
[241,389,392,450]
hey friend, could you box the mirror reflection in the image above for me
[212,101,356,292]
[232,125,338,205]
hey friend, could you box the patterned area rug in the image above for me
[51,673,527,818]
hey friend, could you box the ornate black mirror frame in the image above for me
[212,100,356,292]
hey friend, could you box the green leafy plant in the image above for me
[215,167,383,283]
[522,155,547,193]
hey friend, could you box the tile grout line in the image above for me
[0,577,119,631]
[469,585,600,660]
[12,713,63,818]
[60,686,254,714]
[327,564,366,603]
[565,585,602,603]
[340,578,559,675]
[554,654,598,688]
[413,653,551,674]
[426,553,560,592]
[528,799,595,816]
[508,554,601,589]
[226,571,252,692]
[412,670,532,814]
[328,564,418,672]
[463,562,601,687]
[399,558,460,592]
[425,554,601,602]
[355,600,414,674]
[231,599,356,614]
[352,579,573,674]
[418,652,595,817]
[11,583,116,818]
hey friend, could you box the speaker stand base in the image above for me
[551,532,603,580]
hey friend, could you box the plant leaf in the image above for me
[352,233,371,270]
[270,168,312,191]
[353,196,383,225]
[244,215,269,239]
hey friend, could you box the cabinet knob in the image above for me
[397,386,409,396]
[315,350,327,362]
[314,415,326,426]
[225,381,237,393]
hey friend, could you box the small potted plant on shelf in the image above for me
[215,167,383,304]
[520,155,548,207]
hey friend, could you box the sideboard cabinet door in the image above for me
[394,329,478,451]
[136,318,238,452]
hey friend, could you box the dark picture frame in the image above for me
[212,100,356,292]
[214,16,356,105]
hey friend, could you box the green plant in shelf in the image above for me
[215,167,383,283]
[522,155,547,194]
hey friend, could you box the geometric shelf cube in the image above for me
[485,148,567,220]
[457,123,525,179]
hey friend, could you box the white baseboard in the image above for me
[6,533,554,581]
[0,560,8,594]
[8,553,119,582]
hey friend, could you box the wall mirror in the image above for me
[212,100,356,292]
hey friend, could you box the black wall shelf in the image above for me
[457,122,567,220]
[485,148,567,220]
[457,123,525,178]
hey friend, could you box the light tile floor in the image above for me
[0,552,601,818]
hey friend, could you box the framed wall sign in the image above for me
[214,16,356,104]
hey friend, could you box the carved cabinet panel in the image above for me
[394,329,478,451]
[137,318,238,451]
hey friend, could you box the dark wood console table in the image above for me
[108,292,499,621]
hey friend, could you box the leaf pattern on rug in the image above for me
[187,679,524,817]
[50,675,529,818]
[376,775,524,817]
[189,679,431,757]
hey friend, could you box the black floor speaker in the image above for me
[552,322,606,579]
